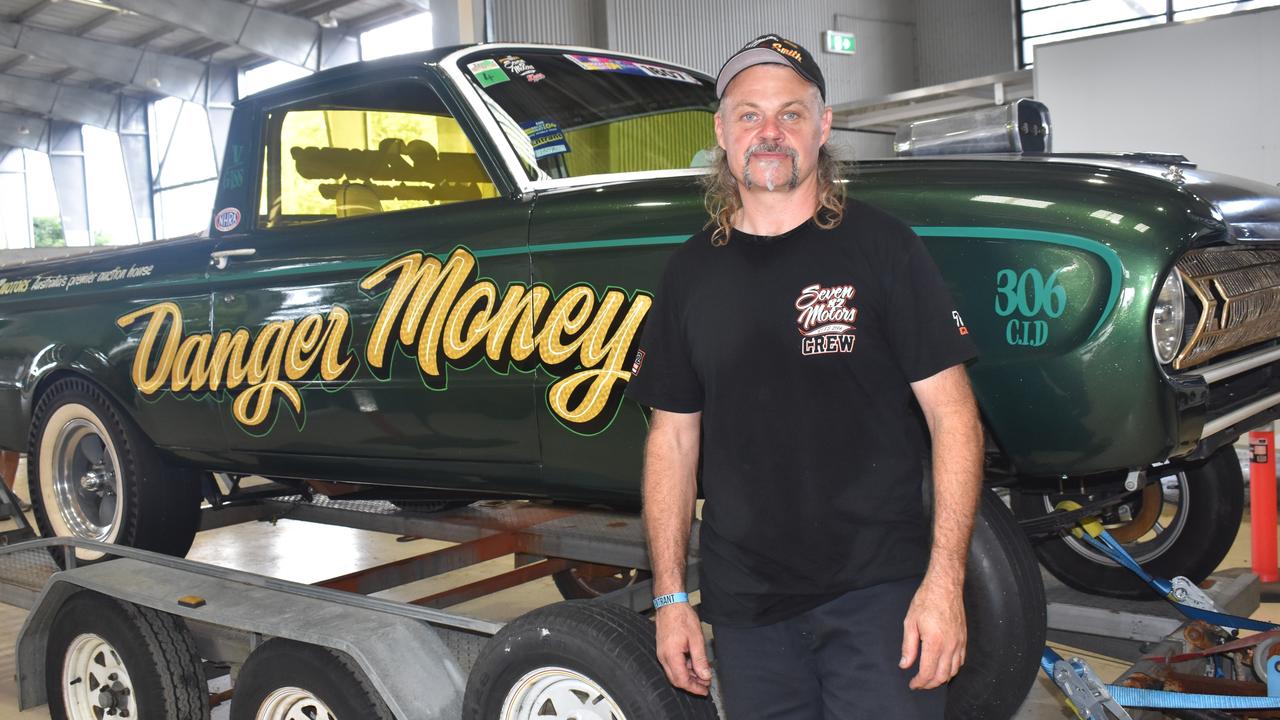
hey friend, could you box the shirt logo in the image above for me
[795,283,857,356]
[953,310,969,336]
[632,348,645,375]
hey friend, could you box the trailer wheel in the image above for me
[29,377,202,562]
[1010,445,1243,599]
[47,590,208,720]
[464,600,718,720]
[230,639,394,720]
[552,566,651,600]
[946,488,1047,720]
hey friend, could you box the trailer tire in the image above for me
[946,488,1047,720]
[231,639,394,720]
[464,600,719,720]
[1011,445,1243,598]
[47,590,208,720]
[29,377,202,562]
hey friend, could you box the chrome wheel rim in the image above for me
[1052,472,1191,566]
[50,417,121,542]
[256,687,336,720]
[61,633,138,720]
[500,667,625,720]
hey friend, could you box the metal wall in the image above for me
[488,0,922,106]
[489,0,603,47]
[915,0,1016,86]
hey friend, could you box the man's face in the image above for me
[714,64,833,194]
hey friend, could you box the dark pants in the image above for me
[712,577,946,720]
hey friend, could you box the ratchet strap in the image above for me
[1054,501,1279,632]
[1042,648,1280,715]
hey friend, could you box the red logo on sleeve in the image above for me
[952,310,969,336]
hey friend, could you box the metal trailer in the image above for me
[0,485,714,720]
[0,478,1263,720]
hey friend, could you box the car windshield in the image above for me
[457,49,718,182]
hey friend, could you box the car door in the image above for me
[203,72,538,486]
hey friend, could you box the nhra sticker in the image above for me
[563,54,700,84]
[213,207,241,232]
[521,120,570,159]
[467,59,509,87]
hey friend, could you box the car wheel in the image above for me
[945,488,1047,720]
[28,377,202,562]
[1010,445,1244,599]
[552,566,652,600]
[47,591,208,720]
[463,600,719,720]
[230,639,394,720]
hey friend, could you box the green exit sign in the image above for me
[824,30,856,55]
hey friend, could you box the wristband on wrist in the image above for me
[652,592,688,609]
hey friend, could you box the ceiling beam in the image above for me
[74,10,121,37]
[0,54,28,74]
[0,110,49,152]
[106,0,347,69]
[49,67,77,83]
[129,26,174,48]
[0,21,207,101]
[15,0,52,24]
[0,74,121,128]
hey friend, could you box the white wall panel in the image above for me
[1035,7,1280,184]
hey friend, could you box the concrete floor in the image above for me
[0,454,1277,720]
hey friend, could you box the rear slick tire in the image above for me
[28,377,202,562]
[1012,446,1244,599]
[946,488,1047,720]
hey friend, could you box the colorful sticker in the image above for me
[521,120,570,159]
[467,59,509,88]
[213,207,241,232]
[563,54,700,84]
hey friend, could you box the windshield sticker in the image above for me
[214,207,241,232]
[116,247,652,436]
[563,54,700,84]
[498,55,544,83]
[521,120,570,159]
[467,59,509,87]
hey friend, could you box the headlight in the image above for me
[1151,268,1185,365]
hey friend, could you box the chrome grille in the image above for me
[1175,247,1280,370]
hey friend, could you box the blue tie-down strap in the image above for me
[1042,648,1280,716]
[1073,529,1279,632]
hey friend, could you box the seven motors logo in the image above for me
[795,283,857,356]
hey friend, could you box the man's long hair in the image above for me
[701,143,847,246]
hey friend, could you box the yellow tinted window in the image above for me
[261,108,496,228]
[559,110,714,178]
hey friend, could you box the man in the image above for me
[625,34,984,719]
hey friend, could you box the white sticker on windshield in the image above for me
[635,63,699,84]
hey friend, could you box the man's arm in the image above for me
[643,408,711,695]
[899,364,983,689]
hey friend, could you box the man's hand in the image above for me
[655,603,712,695]
[899,575,967,689]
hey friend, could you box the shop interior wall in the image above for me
[489,0,1016,159]
[1034,6,1280,185]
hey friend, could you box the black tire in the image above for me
[28,377,203,562]
[47,590,208,720]
[553,566,652,600]
[464,600,719,720]
[230,639,393,720]
[1011,445,1244,599]
[946,488,1047,720]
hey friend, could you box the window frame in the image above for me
[1015,0,1278,67]
[250,68,513,232]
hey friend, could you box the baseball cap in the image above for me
[715,34,827,101]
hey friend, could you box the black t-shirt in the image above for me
[625,199,977,627]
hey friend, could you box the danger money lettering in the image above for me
[116,247,652,434]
